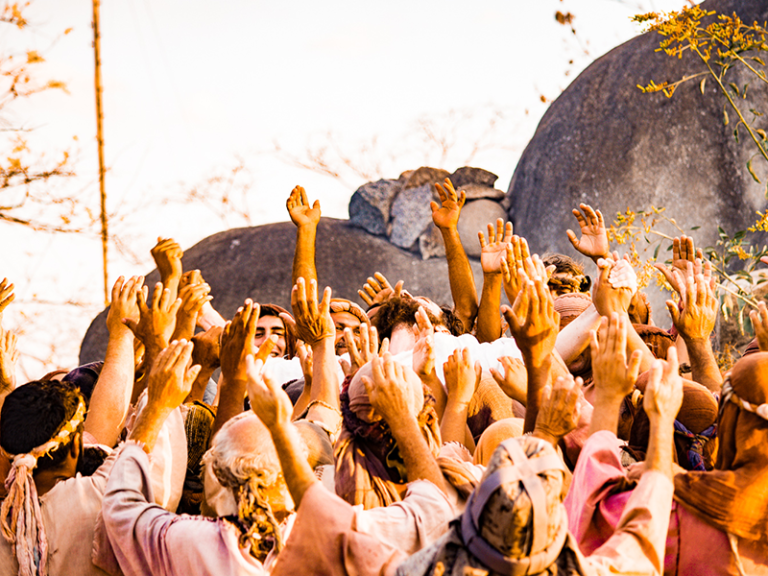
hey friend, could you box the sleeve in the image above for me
[584,470,674,576]
[353,479,457,556]
[101,443,266,576]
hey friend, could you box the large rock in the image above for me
[404,167,451,189]
[389,184,434,249]
[506,0,768,322]
[459,183,506,200]
[348,178,403,236]
[450,166,498,189]
[80,219,485,364]
[458,199,509,258]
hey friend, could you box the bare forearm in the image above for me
[645,419,675,479]
[185,367,215,404]
[441,228,478,332]
[85,330,135,447]
[421,372,446,418]
[523,355,551,433]
[211,376,246,437]
[555,305,600,364]
[683,338,722,393]
[292,225,318,288]
[588,397,623,437]
[310,338,339,410]
[626,318,656,372]
[270,423,317,508]
[440,400,470,447]
[129,405,174,454]
[476,273,502,343]
[291,384,311,420]
[197,303,226,330]
[390,417,449,495]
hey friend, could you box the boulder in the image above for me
[418,223,446,260]
[458,199,509,258]
[79,219,485,364]
[450,166,498,189]
[459,183,506,200]
[506,0,768,323]
[348,178,403,236]
[404,166,451,189]
[389,184,434,249]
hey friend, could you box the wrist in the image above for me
[532,428,559,447]
[483,270,502,277]
[387,412,419,437]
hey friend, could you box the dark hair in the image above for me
[0,381,84,472]
[372,296,441,341]
[258,303,297,358]
[440,306,466,336]
[542,253,591,294]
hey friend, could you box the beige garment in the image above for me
[0,451,118,576]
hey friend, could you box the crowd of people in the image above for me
[0,177,766,575]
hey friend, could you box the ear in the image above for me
[70,431,83,458]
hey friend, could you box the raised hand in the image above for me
[178,269,203,294]
[443,348,481,408]
[490,356,528,405]
[431,177,466,230]
[566,203,610,261]
[412,307,436,380]
[282,277,334,347]
[0,278,14,316]
[590,313,642,401]
[145,340,201,413]
[358,272,405,308]
[666,269,717,343]
[150,237,183,290]
[219,300,260,383]
[503,277,560,366]
[643,347,684,427]
[124,282,181,353]
[654,236,705,293]
[592,258,634,316]
[479,219,514,274]
[501,236,533,305]
[245,355,293,430]
[361,352,412,427]
[191,325,222,372]
[533,374,583,447]
[750,301,768,352]
[287,185,321,229]
[172,281,213,341]
[296,341,313,386]
[106,275,143,337]
[0,324,19,392]
[341,323,378,377]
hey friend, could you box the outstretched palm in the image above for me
[287,185,321,228]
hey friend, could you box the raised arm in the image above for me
[441,348,481,450]
[476,219,513,343]
[0,324,18,415]
[150,237,184,302]
[281,278,341,433]
[666,265,722,393]
[588,313,642,437]
[246,355,316,508]
[287,185,321,288]
[431,178,477,332]
[85,276,143,446]
[411,307,446,417]
[566,203,610,264]
[532,373,582,448]
[186,325,221,403]
[363,353,449,496]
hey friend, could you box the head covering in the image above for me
[62,361,104,403]
[1,393,86,576]
[553,293,592,329]
[259,303,297,358]
[396,437,589,576]
[474,418,525,466]
[329,298,370,325]
[674,352,768,544]
[334,364,441,509]
[633,324,674,360]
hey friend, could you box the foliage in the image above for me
[633,7,768,191]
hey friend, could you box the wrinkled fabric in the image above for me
[473,418,524,466]
[674,352,768,545]
[0,450,118,576]
[98,443,283,576]
[565,430,768,575]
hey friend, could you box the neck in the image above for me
[33,467,75,496]
[389,325,416,354]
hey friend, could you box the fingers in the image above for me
[379,337,389,356]
[344,327,362,365]
[255,334,278,363]
[627,350,642,384]
[478,231,488,249]
[358,289,374,307]
[566,229,579,249]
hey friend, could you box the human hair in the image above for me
[201,413,293,561]
[258,303,297,358]
[372,296,442,341]
[542,253,590,294]
[0,381,84,473]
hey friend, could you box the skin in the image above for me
[255,315,287,358]
[331,311,361,356]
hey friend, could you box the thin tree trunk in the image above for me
[93,0,108,305]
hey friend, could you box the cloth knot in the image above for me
[12,454,37,470]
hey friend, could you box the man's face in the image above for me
[331,311,362,356]
[254,315,286,357]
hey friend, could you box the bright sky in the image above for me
[1,0,686,379]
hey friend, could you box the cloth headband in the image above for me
[721,376,768,421]
[329,299,370,325]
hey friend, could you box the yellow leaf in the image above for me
[26,50,43,64]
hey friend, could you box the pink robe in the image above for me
[565,431,768,575]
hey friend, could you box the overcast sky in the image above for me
[1,0,686,378]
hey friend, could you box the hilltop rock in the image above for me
[450,166,498,189]
[389,184,434,249]
[348,178,403,236]
[80,219,484,364]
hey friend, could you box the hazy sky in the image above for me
[1,0,686,378]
